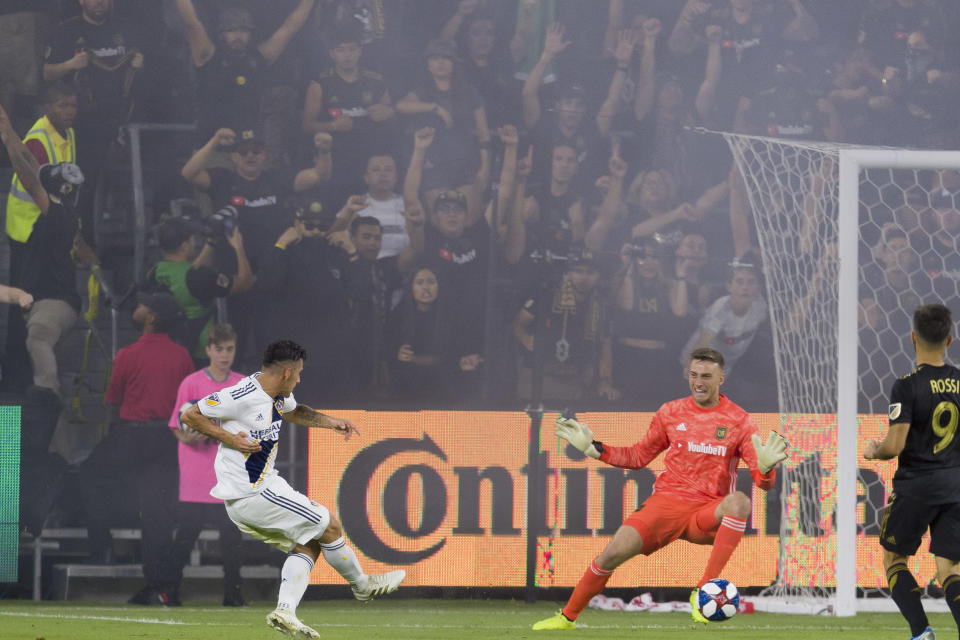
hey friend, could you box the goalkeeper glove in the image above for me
[751,431,789,474]
[556,416,601,459]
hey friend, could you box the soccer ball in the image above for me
[697,578,740,622]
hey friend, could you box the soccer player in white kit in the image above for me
[181,339,405,638]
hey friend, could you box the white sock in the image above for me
[320,537,367,589]
[277,553,314,614]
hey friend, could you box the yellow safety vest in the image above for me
[6,116,77,242]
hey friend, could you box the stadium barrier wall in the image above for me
[306,410,920,589]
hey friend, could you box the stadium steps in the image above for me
[20,528,279,601]
[51,563,279,600]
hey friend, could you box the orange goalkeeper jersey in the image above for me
[598,394,776,502]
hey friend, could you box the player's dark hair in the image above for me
[690,347,725,370]
[207,323,237,347]
[914,304,952,346]
[262,340,307,368]
[350,215,381,236]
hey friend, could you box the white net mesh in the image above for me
[721,132,960,603]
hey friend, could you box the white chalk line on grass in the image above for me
[0,611,247,626]
[0,609,912,633]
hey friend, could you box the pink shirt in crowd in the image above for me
[168,368,245,503]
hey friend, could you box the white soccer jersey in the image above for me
[197,373,297,500]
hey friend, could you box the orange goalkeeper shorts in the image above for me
[622,492,725,555]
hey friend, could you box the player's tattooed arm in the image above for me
[284,405,360,441]
[180,404,261,453]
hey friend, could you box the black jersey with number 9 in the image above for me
[888,363,960,503]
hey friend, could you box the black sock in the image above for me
[887,563,929,637]
[942,574,960,633]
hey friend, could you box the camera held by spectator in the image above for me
[204,205,239,242]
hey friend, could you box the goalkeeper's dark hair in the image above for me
[914,304,952,347]
[690,347,725,370]
[262,339,307,369]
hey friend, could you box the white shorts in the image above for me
[224,476,330,552]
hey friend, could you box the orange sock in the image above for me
[562,559,613,621]
[699,515,747,586]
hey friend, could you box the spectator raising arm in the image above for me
[597,29,639,136]
[174,0,215,66]
[403,127,434,213]
[585,148,628,252]
[396,204,426,273]
[601,0,625,59]
[632,18,660,124]
[510,0,539,66]
[504,145,534,265]
[257,0,316,65]
[696,25,724,120]
[521,22,571,129]
[439,0,481,43]
[293,132,333,191]
[181,128,236,189]
[489,125,520,238]
[669,0,712,56]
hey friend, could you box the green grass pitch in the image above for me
[0,599,951,639]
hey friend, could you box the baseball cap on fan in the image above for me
[434,189,468,212]
[234,127,265,154]
[218,7,254,33]
[136,291,184,329]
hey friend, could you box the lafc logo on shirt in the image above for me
[715,426,728,440]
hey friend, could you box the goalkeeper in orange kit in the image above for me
[533,347,789,630]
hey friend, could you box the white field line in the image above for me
[0,611,247,626]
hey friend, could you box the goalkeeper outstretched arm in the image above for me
[554,414,669,469]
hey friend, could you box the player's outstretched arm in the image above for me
[284,404,360,441]
[750,431,789,474]
[181,404,261,453]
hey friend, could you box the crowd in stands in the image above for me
[4,0,960,416]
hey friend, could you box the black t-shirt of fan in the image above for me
[888,362,960,504]
[19,202,81,312]
[46,14,137,122]
[206,168,296,274]
[196,48,269,140]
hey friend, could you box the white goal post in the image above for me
[837,148,960,617]
[720,130,960,617]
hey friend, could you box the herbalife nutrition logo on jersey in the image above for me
[687,441,727,457]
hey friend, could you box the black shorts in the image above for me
[879,492,960,561]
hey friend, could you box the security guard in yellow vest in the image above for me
[6,83,78,245]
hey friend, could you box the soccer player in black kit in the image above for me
[865,303,960,640]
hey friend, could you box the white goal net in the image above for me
[721,131,960,614]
